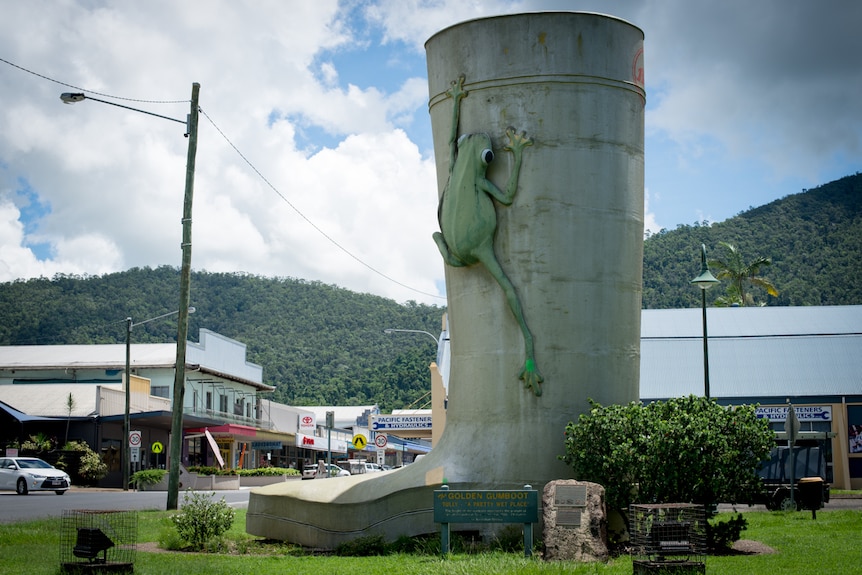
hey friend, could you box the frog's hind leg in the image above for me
[433,231,467,267]
[474,245,544,396]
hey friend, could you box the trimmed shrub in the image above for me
[171,490,235,550]
[130,468,167,489]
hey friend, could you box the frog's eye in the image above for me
[481,149,494,164]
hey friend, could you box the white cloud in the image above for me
[643,188,661,236]
[1,0,860,306]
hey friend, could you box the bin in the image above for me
[797,477,824,511]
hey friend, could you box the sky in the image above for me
[1,1,860,306]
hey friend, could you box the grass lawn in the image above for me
[0,509,859,574]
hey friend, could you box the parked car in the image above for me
[0,457,71,495]
[348,460,384,474]
[301,462,350,480]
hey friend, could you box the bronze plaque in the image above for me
[556,508,582,527]
[554,484,587,507]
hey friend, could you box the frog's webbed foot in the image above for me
[504,127,533,155]
[519,358,544,397]
[446,75,467,102]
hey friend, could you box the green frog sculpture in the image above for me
[432,75,543,396]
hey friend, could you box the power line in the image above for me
[200,108,444,301]
[1,56,445,302]
[0,56,187,104]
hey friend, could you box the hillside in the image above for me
[642,173,862,308]
[1,174,859,408]
[0,267,445,410]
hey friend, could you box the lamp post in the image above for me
[62,84,200,509]
[123,308,195,491]
[383,328,439,345]
[690,244,720,398]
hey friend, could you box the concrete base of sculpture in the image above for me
[246,423,555,548]
[247,11,644,549]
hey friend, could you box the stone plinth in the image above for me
[543,480,608,562]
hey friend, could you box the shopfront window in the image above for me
[848,405,862,455]
[100,439,121,473]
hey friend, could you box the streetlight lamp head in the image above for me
[60,93,86,104]
[691,243,720,290]
[384,329,394,334]
[188,306,196,314]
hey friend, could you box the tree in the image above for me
[709,242,778,306]
[64,392,75,446]
[561,396,775,518]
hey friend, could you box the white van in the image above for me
[348,460,383,474]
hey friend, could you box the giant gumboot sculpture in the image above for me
[246,12,645,549]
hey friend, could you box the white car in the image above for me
[301,463,350,480]
[0,457,71,495]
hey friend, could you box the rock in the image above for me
[542,480,608,562]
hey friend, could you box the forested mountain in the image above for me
[0,174,859,408]
[0,268,445,411]
[643,173,862,308]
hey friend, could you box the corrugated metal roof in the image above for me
[0,383,110,417]
[641,305,862,401]
[0,330,272,391]
[0,343,174,370]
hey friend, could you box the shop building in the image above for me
[640,305,862,490]
[0,329,275,486]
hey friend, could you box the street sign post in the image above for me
[353,434,367,450]
[785,403,801,507]
[129,430,142,447]
[370,414,433,431]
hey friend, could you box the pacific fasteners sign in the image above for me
[370,414,433,431]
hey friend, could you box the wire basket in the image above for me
[630,503,705,574]
[59,509,137,573]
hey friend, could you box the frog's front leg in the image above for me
[446,75,467,174]
[501,127,533,203]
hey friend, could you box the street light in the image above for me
[62,84,200,510]
[690,244,720,398]
[123,308,195,491]
[383,328,439,345]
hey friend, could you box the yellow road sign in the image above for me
[151,441,164,454]
[353,434,367,450]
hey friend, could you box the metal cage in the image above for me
[630,504,706,574]
[60,509,137,573]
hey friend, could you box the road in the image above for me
[0,487,251,524]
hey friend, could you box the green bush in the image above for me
[20,433,53,452]
[708,513,748,551]
[188,466,301,477]
[77,448,108,481]
[188,465,238,476]
[235,467,301,477]
[130,468,167,489]
[171,490,235,550]
[561,396,774,517]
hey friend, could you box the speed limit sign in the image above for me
[374,434,388,449]
[129,430,142,447]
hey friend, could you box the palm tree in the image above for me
[64,392,75,447]
[709,242,779,306]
